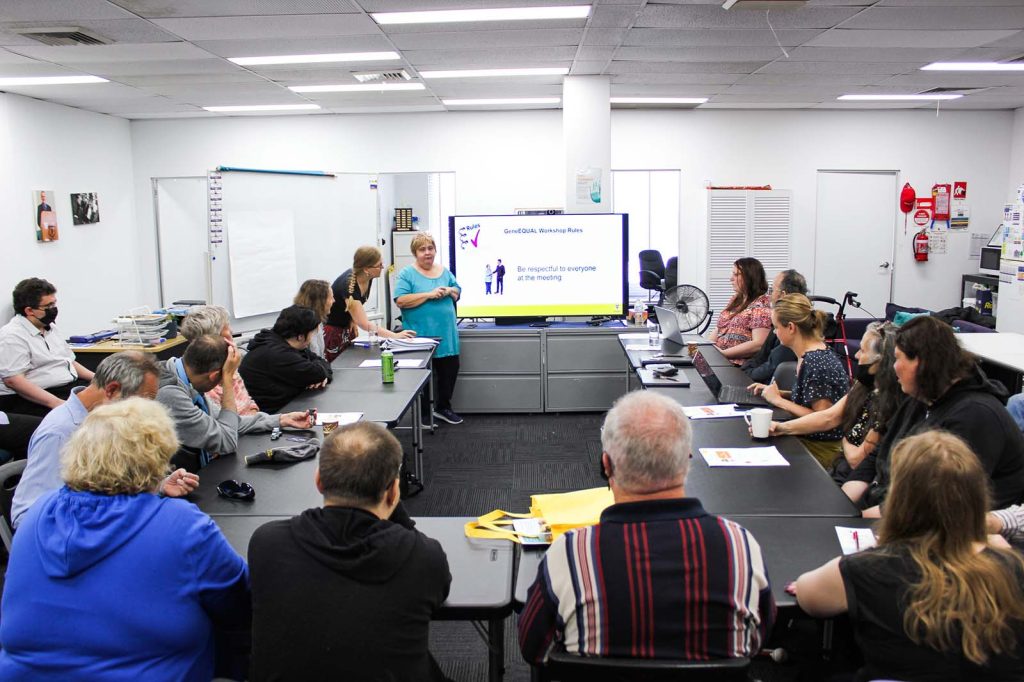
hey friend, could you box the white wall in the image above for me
[613,108,1014,314]
[998,107,1024,333]
[0,93,141,334]
[130,108,1014,315]
[130,112,564,306]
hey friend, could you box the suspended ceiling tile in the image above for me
[141,81,292,99]
[785,46,980,61]
[195,35,394,58]
[882,73,1024,88]
[3,81,153,101]
[805,29,1019,49]
[581,28,628,46]
[615,46,792,61]
[402,46,577,66]
[116,72,269,87]
[843,6,1024,29]
[0,18,182,43]
[877,0,1024,5]
[610,72,743,85]
[0,0,135,22]
[723,83,847,95]
[84,59,243,77]
[570,61,607,75]
[6,42,212,63]
[299,92,440,105]
[109,0,359,18]
[391,28,583,50]
[757,60,924,75]
[590,5,642,28]
[609,60,767,74]
[427,82,564,97]
[635,4,860,29]
[700,101,824,108]
[625,28,826,47]
[0,62,82,77]
[576,46,616,61]
[609,83,719,95]
[325,104,447,114]
[150,14,379,41]
[709,92,831,102]
[737,73,886,86]
[256,67,411,83]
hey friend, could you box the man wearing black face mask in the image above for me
[0,278,94,416]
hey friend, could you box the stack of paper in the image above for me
[699,447,789,467]
[384,337,439,353]
[683,404,742,419]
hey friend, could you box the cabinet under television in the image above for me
[452,322,629,413]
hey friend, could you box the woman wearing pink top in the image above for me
[709,257,772,363]
[178,305,260,415]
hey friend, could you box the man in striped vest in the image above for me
[519,391,776,665]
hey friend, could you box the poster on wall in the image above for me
[71,193,100,225]
[575,168,601,204]
[34,190,58,242]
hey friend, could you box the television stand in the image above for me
[495,316,548,326]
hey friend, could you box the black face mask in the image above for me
[854,361,875,388]
[38,307,58,330]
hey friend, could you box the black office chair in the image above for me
[771,361,798,392]
[639,250,667,304]
[665,256,678,291]
[540,649,751,682]
[0,458,27,553]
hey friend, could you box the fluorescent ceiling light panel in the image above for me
[202,104,321,112]
[289,83,425,93]
[611,97,708,104]
[837,94,962,101]
[372,6,590,25]
[921,62,1024,72]
[421,67,569,79]
[228,52,400,66]
[0,75,107,86]
[443,97,560,105]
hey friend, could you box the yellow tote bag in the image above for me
[530,487,614,540]
[464,487,615,544]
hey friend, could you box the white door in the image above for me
[154,177,209,307]
[814,171,897,318]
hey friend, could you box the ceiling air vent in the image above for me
[920,87,984,95]
[353,70,412,83]
[14,27,110,46]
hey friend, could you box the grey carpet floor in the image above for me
[400,411,606,682]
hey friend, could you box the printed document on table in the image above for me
[358,358,427,369]
[836,527,876,555]
[624,344,658,351]
[618,333,649,340]
[683,404,742,419]
[314,412,362,426]
[699,447,789,467]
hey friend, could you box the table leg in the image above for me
[489,616,504,682]
[428,356,437,433]
[413,395,423,481]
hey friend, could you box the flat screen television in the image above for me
[447,213,628,321]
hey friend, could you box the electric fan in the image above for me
[661,284,712,334]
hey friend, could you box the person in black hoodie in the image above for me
[248,421,451,682]
[843,315,1024,517]
[239,305,332,413]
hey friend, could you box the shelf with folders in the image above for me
[113,306,171,345]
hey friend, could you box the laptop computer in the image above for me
[692,350,791,420]
[654,306,715,347]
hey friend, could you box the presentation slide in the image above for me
[449,214,627,318]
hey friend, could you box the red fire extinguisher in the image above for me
[913,229,929,262]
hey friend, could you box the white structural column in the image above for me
[563,76,611,213]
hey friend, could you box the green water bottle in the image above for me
[381,349,395,384]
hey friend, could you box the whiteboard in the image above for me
[228,209,298,318]
[214,172,379,332]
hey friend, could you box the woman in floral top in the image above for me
[710,257,772,362]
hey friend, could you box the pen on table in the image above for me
[852,531,860,551]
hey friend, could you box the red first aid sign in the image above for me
[914,209,931,227]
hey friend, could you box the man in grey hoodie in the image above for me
[157,335,310,472]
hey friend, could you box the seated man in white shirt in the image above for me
[0,278,94,417]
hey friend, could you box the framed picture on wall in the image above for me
[71,192,100,225]
[34,190,58,242]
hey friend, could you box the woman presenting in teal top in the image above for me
[394,232,463,425]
